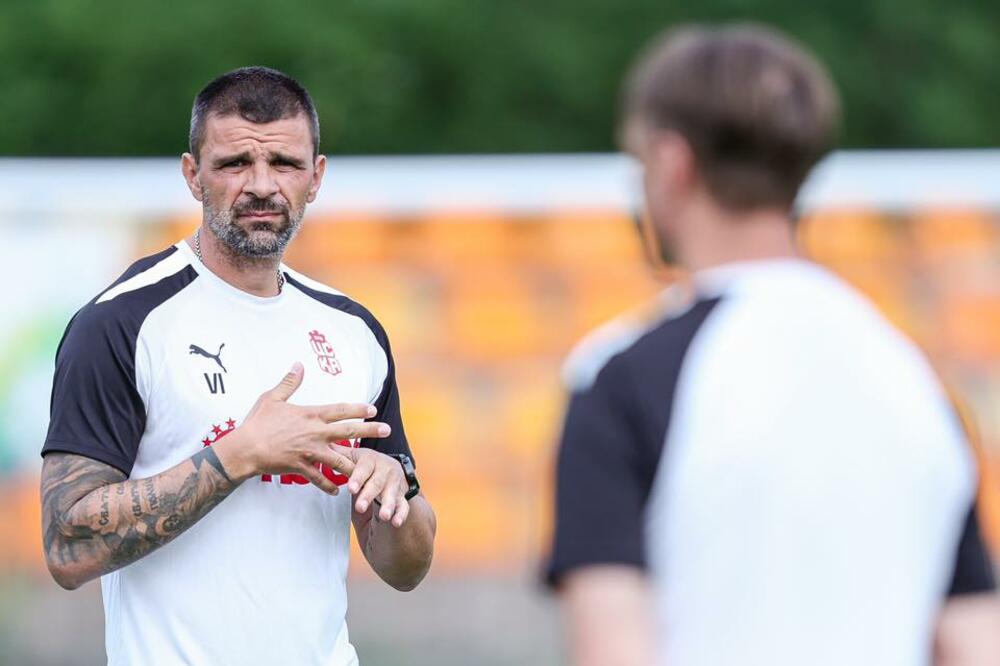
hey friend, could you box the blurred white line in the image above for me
[1,150,998,219]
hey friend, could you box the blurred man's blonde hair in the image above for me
[623,24,840,211]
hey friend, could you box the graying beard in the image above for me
[202,197,304,260]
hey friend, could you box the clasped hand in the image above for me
[220,362,412,527]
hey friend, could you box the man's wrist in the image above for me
[210,431,257,483]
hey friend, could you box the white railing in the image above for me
[1,151,999,218]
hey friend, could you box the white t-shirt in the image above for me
[43,241,414,665]
[548,259,995,666]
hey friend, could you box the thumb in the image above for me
[271,362,304,401]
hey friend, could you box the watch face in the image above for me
[394,454,414,474]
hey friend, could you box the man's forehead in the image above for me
[202,113,313,155]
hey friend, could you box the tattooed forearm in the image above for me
[40,448,238,590]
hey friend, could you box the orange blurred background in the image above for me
[3,207,999,579]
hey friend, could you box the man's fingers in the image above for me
[391,496,411,528]
[355,468,388,514]
[325,421,391,442]
[320,447,357,477]
[347,454,376,496]
[268,362,304,402]
[377,483,399,523]
[316,403,377,423]
[300,463,339,496]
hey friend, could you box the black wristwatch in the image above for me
[389,454,420,500]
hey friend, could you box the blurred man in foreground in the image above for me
[546,24,999,666]
[40,67,435,665]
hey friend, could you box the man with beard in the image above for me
[545,25,999,666]
[39,67,435,665]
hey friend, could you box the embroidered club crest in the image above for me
[308,330,342,377]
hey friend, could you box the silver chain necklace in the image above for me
[194,228,285,293]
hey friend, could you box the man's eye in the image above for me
[223,160,248,168]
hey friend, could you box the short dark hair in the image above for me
[623,24,839,211]
[189,66,320,160]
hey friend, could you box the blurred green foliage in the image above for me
[0,0,997,155]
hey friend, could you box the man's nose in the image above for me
[243,160,279,199]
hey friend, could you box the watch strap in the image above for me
[389,453,420,500]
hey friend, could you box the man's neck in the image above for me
[678,198,799,274]
[187,228,283,298]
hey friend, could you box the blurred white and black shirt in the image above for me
[547,258,995,666]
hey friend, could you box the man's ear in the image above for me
[652,131,698,194]
[307,154,326,203]
[181,153,203,202]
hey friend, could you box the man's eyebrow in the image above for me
[211,152,252,168]
[269,152,307,168]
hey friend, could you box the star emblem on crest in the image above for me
[201,419,237,447]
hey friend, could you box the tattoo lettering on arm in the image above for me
[40,447,237,590]
[130,482,142,517]
[142,477,159,512]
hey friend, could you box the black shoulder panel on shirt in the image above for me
[42,247,198,475]
[284,274,413,461]
[947,504,997,597]
[97,246,180,299]
[612,296,723,501]
[545,297,722,587]
[283,273,389,355]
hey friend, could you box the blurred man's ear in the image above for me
[651,131,698,196]
[180,153,203,202]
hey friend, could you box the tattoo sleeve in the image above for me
[40,448,237,589]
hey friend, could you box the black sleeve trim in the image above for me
[41,440,132,476]
[947,504,996,597]
[545,553,647,588]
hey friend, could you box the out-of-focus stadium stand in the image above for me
[1,153,998,664]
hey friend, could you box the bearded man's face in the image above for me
[183,112,325,258]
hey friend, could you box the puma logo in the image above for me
[189,343,227,373]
